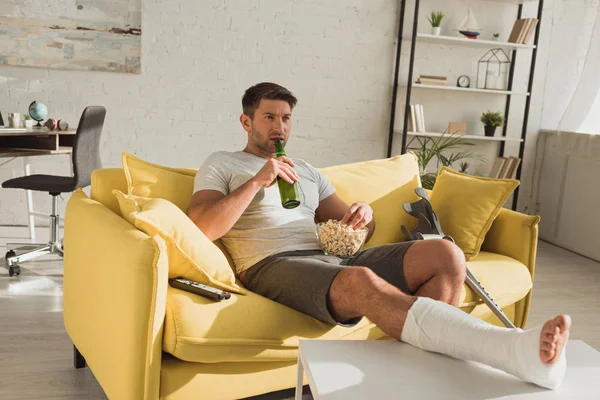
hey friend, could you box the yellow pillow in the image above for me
[319,153,422,248]
[430,166,519,260]
[122,152,197,212]
[113,189,244,294]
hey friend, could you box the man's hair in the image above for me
[242,82,297,119]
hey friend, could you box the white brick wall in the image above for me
[0,0,582,226]
[0,0,398,226]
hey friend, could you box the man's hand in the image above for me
[252,156,299,188]
[341,201,373,230]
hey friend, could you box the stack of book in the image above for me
[409,104,426,133]
[416,75,447,86]
[489,156,521,179]
[507,18,539,44]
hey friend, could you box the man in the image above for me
[187,82,571,390]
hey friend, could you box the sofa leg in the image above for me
[74,345,86,369]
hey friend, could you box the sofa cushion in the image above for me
[319,153,421,248]
[122,152,197,212]
[430,166,519,260]
[163,249,532,363]
[163,286,386,363]
[113,190,244,294]
[461,251,532,309]
[121,152,421,249]
[90,168,128,216]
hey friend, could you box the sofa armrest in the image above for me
[482,208,541,268]
[481,208,541,328]
[63,189,168,400]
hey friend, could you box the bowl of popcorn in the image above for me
[316,219,369,257]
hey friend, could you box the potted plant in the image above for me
[480,110,504,137]
[427,11,444,36]
[23,113,34,128]
[415,131,486,189]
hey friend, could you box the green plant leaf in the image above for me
[421,173,437,190]
[413,131,487,185]
[427,10,444,27]
[480,110,505,127]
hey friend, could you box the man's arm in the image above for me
[315,193,376,242]
[187,155,299,241]
[187,181,262,241]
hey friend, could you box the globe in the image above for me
[28,101,48,127]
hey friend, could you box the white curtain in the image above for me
[529,2,600,239]
[554,3,600,159]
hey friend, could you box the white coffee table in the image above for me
[295,339,600,399]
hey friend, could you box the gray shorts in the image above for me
[240,242,416,327]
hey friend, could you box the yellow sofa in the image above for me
[63,153,540,400]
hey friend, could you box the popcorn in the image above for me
[316,219,368,257]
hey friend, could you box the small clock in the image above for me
[457,75,470,88]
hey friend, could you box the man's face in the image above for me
[241,99,292,154]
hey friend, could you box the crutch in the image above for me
[401,188,516,329]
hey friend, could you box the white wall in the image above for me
[0,0,398,226]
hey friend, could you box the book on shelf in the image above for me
[409,104,426,133]
[505,156,521,179]
[416,75,447,86]
[410,105,417,132]
[489,157,506,179]
[488,156,521,179]
[507,18,539,44]
[522,19,538,44]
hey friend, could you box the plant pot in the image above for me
[432,26,441,36]
[24,120,34,128]
[484,125,497,137]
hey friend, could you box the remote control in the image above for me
[169,278,231,301]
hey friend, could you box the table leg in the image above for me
[23,157,36,242]
[295,354,304,400]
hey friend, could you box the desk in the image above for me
[0,128,75,241]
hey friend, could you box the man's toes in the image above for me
[541,320,558,340]
[541,341,556,352]
[555,314,572,333]
[544,332,557,343]
[540,349,555,364]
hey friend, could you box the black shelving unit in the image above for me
[386,0,544,211]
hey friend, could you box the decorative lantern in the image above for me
[476,48,511,90]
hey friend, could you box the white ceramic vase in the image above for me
[432,26,441,36]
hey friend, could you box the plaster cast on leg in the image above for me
[401,297,567,390]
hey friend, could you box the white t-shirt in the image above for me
[193,151,336,274]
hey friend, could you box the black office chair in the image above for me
[2,106,106,276]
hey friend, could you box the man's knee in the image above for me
[431,239,466,281]
[332,267,380,294]
[329,267,381,310]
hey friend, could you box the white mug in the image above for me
[8,113,21,128]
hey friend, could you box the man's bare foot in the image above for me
[539,315,571,364]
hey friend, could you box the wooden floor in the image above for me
[0,227,598,400]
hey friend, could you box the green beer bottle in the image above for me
[274,140,300,209]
